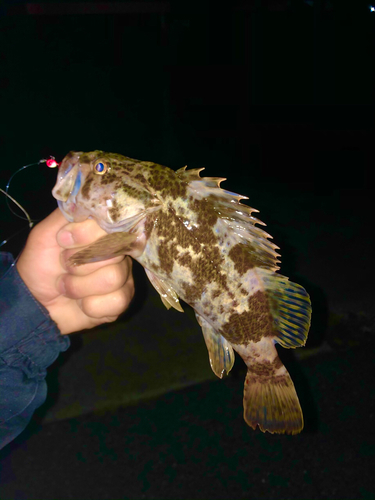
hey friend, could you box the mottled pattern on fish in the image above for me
[53,151,312,434]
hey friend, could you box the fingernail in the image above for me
[58,230,74,247]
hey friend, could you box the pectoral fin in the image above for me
[144,268,184,312]
[196,313,235,379]
[68,232,138,266]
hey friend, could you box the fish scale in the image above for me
[53,150,311,435]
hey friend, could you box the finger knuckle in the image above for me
[110,290,128,311]
[82,297,101,318]
[102,267,120,289]
[64,275,80,298]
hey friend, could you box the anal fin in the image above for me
[196,313,235,379]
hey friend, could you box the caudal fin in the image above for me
[243,365,303,435]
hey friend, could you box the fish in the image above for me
[52,150,312,434]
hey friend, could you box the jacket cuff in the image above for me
[0,252,70,378]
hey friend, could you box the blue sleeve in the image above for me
[0,252,70,449]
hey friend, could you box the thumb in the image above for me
[26,208,70,252]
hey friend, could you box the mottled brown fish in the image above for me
[52,151,311,434]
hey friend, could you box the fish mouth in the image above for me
[52,154,81,202]
[57,199,76,222]
[52,153,91,222]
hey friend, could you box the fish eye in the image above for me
[93,160,109,175]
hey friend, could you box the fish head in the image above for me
[52,150,161,232]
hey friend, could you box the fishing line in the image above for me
[0,156,59,248]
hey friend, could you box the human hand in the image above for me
[16,209,134,334]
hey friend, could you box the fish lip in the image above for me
[57,200,75,222]
[52,154,81,202]
[52,153,91,221]
[57,198,91,222]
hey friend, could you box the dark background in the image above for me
[0,1,374,499]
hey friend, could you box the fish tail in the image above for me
[243,360,303,435]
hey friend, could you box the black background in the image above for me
[0,1,374,499]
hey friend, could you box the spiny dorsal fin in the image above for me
[176,166,229,191]
[176,166,281,272]
[176,166,206,182]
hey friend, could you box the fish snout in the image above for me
[52,153,82,202]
